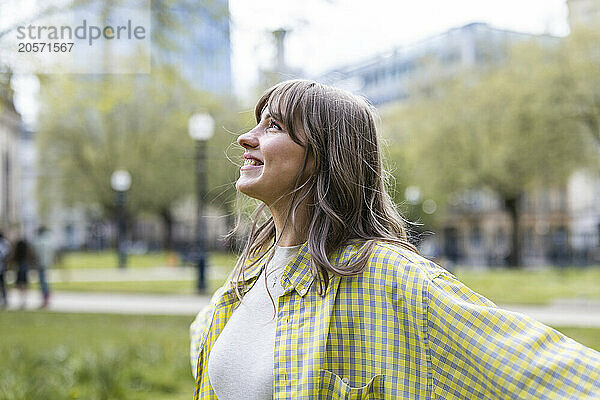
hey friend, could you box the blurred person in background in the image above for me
[33,226,55,309]
[11,238,34,309]
[190,80,600,399]
[0,231,10,308]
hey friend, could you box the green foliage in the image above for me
[0,312,194,400]
[561,27,600,152]
[38,69,193,217]
[36,68,243,223]
[27,0,242,227]
[383,39,591,208]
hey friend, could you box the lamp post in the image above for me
[188,113,214,292]
[111,170,131,269]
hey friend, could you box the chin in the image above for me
[236,180,260,200]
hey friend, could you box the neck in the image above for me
[269,199,310,247]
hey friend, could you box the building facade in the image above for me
[318,23,553,106]
[159,0,232,95]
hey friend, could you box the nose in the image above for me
[237,127,259,149]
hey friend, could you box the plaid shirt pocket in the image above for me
[317,369,384,399]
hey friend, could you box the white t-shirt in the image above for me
[207,245,301,399]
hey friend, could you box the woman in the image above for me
[191,80,600,399]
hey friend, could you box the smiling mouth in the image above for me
[244,158,263,166]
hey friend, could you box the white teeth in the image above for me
[244,159,262,166]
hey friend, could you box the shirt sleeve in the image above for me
[426,271,600,399]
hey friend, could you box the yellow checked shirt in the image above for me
[190,242,600,399]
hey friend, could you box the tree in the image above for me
[36,68,243,249]
[382,40,593,266]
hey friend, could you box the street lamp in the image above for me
[404,186,421,205]
[188,113,214,292]
[111,170,132,269]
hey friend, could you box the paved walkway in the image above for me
[6,289,210,316]
[501,302,600,328]
[5,288,600,327]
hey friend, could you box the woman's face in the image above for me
[236,108,308,206]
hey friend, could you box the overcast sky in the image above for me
[229,0,570,99]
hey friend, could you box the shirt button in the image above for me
[342,377,349,385]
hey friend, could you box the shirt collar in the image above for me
[236,241,315,297]
[280,242,313,297]
[234,241,365,297]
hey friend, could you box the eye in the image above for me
[267,119,282,131]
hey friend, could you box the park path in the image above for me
[4,265,216,315]
[501,302,600,328]
[5,288,600,328]
[6,289,210,315]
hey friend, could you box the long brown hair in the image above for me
[231,79,417,299]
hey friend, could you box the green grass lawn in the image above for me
[59,251,170,269]
[559,327,600,350]
[58,250,238,270]
[455,266,600,305]
[0,312,194,400]
[0,312,598,400]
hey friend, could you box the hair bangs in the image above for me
[254,80,316,145]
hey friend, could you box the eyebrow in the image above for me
[259,109,286,129]
[260,110,271,121]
